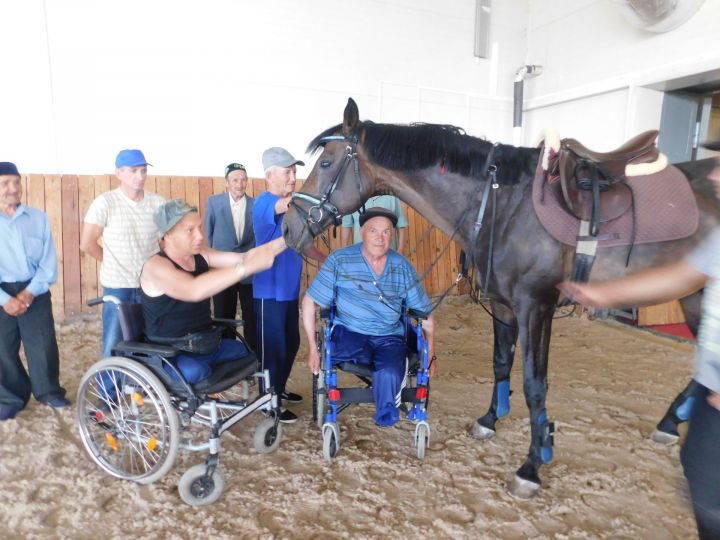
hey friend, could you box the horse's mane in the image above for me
[307,122,539,184]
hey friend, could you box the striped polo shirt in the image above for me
[306,243,432,336]
[84,188,165,288]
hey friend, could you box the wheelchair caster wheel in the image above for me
[322,422,340,460]
[414,422,430,460]
[178,464,225,506]
[253,417,282,454]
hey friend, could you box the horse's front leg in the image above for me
[470,301,518,440]
[507,298,556,499]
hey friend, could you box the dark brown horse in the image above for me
[283,98,719,498]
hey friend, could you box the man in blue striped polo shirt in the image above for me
[302,207,435,427]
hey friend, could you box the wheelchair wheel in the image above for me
[322,422,340,460]
[312,373,325,428]
[252,417,282,454]
[414,422,430,460]
[76,357,180,485]
[178,463,225,506]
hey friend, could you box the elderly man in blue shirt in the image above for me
[0,162,68,420]
[302,207,435,427]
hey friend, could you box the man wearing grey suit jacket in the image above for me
[204,163,256,349]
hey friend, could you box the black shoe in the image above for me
[278,408,298,424]
[42,397,71,409]
[0,405,21,421]
[281,391,303,405]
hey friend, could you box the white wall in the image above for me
[0,0,529,177]
[522,0,720,150]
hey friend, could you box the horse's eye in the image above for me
[320,160,332,169]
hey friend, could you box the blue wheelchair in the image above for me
[76,296,282,506]
[312,304,432,460]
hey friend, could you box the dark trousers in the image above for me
[331,325,407,427]
[0,282,66,409]
[681,384,720,539]
[213,283,256,350]
[254,298,299,396]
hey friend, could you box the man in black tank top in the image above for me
[140,199,286,384]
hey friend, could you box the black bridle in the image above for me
[289,134,364,239]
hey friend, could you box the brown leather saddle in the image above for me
[549,130,660,236]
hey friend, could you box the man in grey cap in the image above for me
[253,147,326,423]
[139,198,286,383]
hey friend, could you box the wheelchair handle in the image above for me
[86,295,122,307]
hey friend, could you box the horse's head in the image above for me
[283,98,375,252]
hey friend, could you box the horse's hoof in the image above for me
[469,422,495,441]
[506,475,540,500]
[651,429,679,446]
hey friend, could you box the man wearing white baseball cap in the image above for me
[253,147,326,423]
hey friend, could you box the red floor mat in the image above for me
[646,323,695,341]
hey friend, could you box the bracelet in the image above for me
[235,262,245,279]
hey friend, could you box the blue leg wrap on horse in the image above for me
[676,396,695,421]
[534,411,555,464]
[496,379,510,418]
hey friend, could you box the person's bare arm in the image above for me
[142,256,245,302]
[203,237,287,269]
[274,196,292,215]
[143,240,283,302]
[558,260,707,309]
[80,223,104,262]
[301,294,321,374]
[397,227,406,254]
[340,227,352,247]
[422,315,436,376]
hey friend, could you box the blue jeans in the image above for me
[102,287,142,357]
[165,339,250,384]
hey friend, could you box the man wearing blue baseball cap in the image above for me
[0,162,68,420]
[80,149,166,358]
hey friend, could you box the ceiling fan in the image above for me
[612,0,706,32]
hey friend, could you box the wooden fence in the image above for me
[18,174,463,321]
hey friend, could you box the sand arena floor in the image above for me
[0,295,698,539]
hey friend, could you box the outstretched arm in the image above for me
[558,260,707,309]
[301,294,321,374]
[422,315,436,376]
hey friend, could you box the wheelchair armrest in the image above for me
[407,308,429,321]
[114,340,179,357]
[212,318,244,327]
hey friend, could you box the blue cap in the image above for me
[0,162,20,176]
[115,149,152,168]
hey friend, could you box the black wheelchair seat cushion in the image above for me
[192,353,259,394]
[338,361,374,378]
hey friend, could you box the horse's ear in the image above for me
[343,98,359,136]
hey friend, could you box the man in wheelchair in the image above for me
[140,198,286,382]
[302,207,435,427]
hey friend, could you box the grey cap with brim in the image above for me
[262,147,305,171]
[154,198,197,236]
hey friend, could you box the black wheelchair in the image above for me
[76,296,282,506]
[312,304,432,460]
